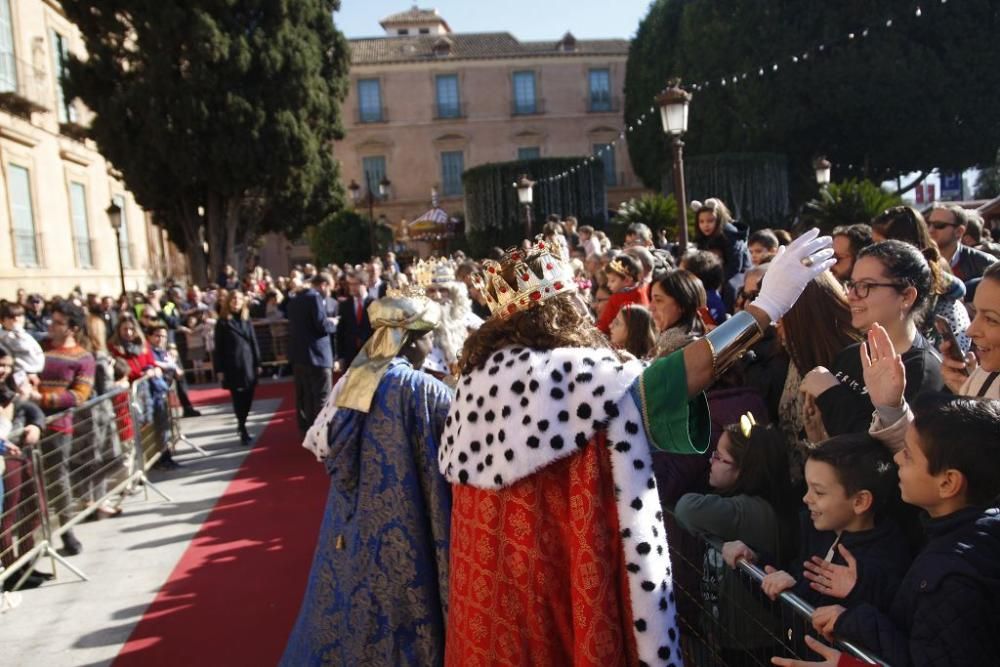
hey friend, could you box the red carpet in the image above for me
[114,380,328,666]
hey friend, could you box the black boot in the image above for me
[239,426,252,446]
[61,530,83,556]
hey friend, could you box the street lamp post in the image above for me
[656,80,693,253]
[352,173,391,259]
[514,174,535,240]
[106,201,127,302]
[814,157,832,189]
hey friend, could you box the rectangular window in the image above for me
[69,181,93,268]
[361,156,386,193]
[50,29,77,124]
[0,0,16,93]
[512,71,536,114]
[441,151,464,196]
[589,69,611,111]
[8,165,39,267]
[593,143,617,186]
[435,74,460,118]
[517,147,540,161]
[112,194,133,269]
[358,79,383,123]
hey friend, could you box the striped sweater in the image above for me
[39,343,95,433]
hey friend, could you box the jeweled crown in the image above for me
[470,236,576,318]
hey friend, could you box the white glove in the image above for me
[753,228,835,322]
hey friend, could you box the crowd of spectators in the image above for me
[3,197,1000,663]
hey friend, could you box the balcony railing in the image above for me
[11,230,42,268]
[587,95,621,113]
[356,105,389,124]
[74,237,95,269]
[119,241,135,270]
[511,98,545,116]
[434,101,467,120]
[0,52,50,117]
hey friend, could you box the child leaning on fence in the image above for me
[728,434,911,613]
[674,415,799,655]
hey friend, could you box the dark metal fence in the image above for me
[664,509,889,666]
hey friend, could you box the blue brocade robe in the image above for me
[281,358,453,666]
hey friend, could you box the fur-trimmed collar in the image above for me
[439,344,685,667]
[438,346,643,489]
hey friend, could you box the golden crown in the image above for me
[606,258,630,277]
[470,236,576,318]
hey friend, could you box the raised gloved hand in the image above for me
[753,228,835,322]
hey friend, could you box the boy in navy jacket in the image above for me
[808,395,1000,666]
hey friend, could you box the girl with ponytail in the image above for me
[876,205,972,352]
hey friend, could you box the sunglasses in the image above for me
[929,222,960,231]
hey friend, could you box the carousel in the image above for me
[397,206,460,258]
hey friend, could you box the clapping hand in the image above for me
[859,323,905,408]
[802,544,857,599]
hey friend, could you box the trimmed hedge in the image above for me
[462,157,607,256]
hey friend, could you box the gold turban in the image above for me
[335,291,442,413]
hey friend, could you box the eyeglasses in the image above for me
[929,221,960,231]
[843,280,905,299]
[738,288,760,301]
[710,450,734,466]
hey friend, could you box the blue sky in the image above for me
[335,0,655,40]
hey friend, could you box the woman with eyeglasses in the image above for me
[800,240,944,436]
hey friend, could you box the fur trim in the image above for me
[438,346,642,488]
[439,346,683,666]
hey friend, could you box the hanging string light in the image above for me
[535,0,949,185]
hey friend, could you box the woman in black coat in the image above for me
[213,291,261,445]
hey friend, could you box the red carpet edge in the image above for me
[113,381,328,666]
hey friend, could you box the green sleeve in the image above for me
[636,349,710,454]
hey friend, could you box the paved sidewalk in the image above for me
[1,398,281,667]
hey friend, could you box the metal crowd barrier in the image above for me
[664,509,889,666]
[0,376,206,591]
[182,319,290,384]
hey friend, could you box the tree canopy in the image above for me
[62,0,351,283]
[625,0,1000,205]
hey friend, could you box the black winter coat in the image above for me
[835,506,1000,666]
[213,317,261,390]
[786,511,911,611]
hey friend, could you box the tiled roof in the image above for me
[380,7,448,28]
[350,32,629,65]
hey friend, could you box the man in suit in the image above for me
[287,273,338,434]
[336,274,374,371]
[928,204,996,284]
[368,262,389,299]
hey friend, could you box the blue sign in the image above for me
[940,172,963,201]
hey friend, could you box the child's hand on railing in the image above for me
[770,634,844,666]
[721,540,756,569]
[811,604,847,642]
[761,566,796,600]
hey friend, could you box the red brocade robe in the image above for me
[439,346,708,667]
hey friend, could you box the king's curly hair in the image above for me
[459,292,618,373]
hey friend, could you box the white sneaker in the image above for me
[1,591,23,613]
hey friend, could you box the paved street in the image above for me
[1,398,280,667]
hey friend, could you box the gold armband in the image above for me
[703,310,764,377]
